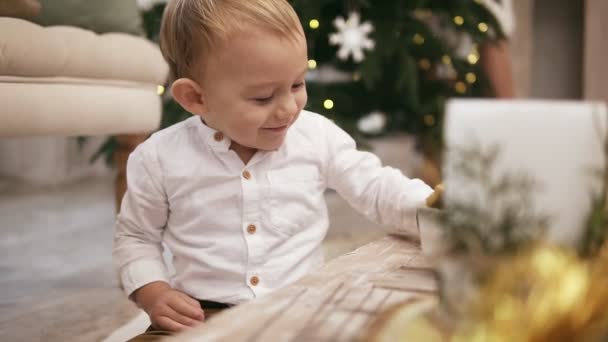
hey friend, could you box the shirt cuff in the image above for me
[398,179,434,237]
[120,258,170,299]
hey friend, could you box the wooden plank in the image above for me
[168,235,437,342]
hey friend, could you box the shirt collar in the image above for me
[193,116,231,151]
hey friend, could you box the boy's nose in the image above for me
[275,95,298,120]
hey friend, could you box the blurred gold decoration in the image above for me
[308,59,317,69]
[451,245,608,341]
[454,82,467,94]
[309,19,320,29]
[323,99,334,110]
[454,16,464,26]
[600,240,608,260]
[371,245,608,341]
[441,55,452,65]
[353,71,361,81]
[413,33,425,45]
[465,72,477,84]
[418,58,432,70]
[477,22,489,33]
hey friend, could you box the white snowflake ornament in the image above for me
[357,111,387,135]
[329,12,375,63]
[481,0,515,36]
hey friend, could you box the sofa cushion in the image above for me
[0,76,162,136]
[0,17,167,85]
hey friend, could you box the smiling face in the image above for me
[197,27,308,153]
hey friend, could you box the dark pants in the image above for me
[127,300,233,342]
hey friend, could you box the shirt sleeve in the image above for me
[112,143,170,298]
[323,118,433,236]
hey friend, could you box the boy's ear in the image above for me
[171,78,208,115]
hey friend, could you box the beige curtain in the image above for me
[584,0,608,102]
[511,0,534,97]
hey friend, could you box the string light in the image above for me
[467,53,479,64]
[308,59,317,69]
[418,58,431,70]
[323,99,334,110]
[442,55,452,65]
[454,16,464,26]
[424,114,436,126]
[466,72,477,84]
[309,19,320,29]
[455,81,467,94]
[478,22,489,33]
[412,33,425,45]
[353,72,361,81]
[157,85,165,96]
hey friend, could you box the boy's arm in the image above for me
[113,146,170,298]
[323,119,433,234]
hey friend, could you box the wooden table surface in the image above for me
[167,234,437,342]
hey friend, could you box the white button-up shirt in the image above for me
[113,111,432,304]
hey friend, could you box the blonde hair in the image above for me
[160,0,303,80]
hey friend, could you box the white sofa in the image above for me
[0,17,167,137]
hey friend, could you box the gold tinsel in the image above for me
[452,244,608,341]
[366,241,608,341]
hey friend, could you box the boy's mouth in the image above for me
[262,125,289,133]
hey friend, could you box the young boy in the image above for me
[113,0,434,337]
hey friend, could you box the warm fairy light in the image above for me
[454,16,464,26]
[157,85,165,96]
[309,19,320,29]
[323,99,335,110]
[467,53,479,64]
[466,72,477,84]
[424,114,436,126]
[455,81,467,94]
[442,55,452,65]
[412,33,425,45]
[308,59,317,69]
[418,58,431,70]
[478,22,489,33]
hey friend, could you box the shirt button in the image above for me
[242,170,252,180]
[213,132,224,141]
[247,224,257,234]
[250,276,260,286]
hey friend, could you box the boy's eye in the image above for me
[292,82,305,90]
[253,95,273,104]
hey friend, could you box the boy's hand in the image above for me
[425,183,444,208]
[134,281,205,332]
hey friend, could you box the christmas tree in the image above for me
[290,0,507,152]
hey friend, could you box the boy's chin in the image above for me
[258,143,283,151]
[257,139,286,151]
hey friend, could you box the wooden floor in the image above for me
[0,135,420,342]
[172,236,437,342]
